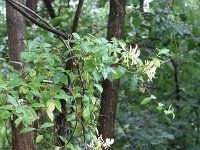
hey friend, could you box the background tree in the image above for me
[43,0,56,18]
[6,0,36,149]
[98,1,127,149]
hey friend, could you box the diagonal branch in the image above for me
[5,0,70,40]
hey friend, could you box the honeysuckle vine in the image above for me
[0,33,173,149]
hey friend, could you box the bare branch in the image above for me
[6,0,70,40]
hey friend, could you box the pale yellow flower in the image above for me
[87,134,114,150]
[129,45,140,65]
[145,60,157,81]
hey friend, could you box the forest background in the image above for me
[0,0,200,150]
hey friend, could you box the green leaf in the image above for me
[55,147,61,150]
[21,52,38,62]
[20,86,29,94]
[24,40,38,50]
[54,100,61,112]
[40,122,54,129]
[47,109,54,121]
[54,90,71,101]
[58,136,67,143]
[80,42,91,52]
[30,69,36,77]
[20,127,36,133]
[141,95,157,105]
[82,95,89,106]
[31,103,46,108]
[157,48,170,56]
[129,76,137,92]
[46,100,55,112]
[40,43,52,48]
[14,117,22,127]
[84,59,95,70]
[27,106,38,120]
[94,84,103,93]
[153,58,161,67]
[110,69,122,80]
[7,95,18,107]
[0,85,7,90]
[1,111,11,120]
[8,77,23,87]
[53,73,68,86]
[83,108,90,121]
[36,135,43,143]
[47,57,55,65]
[102,68,109,79]
[67,114,75,121]
[92,70,101,81]
[72,33,80,40]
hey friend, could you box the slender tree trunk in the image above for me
[43,0,56,18]
[98,0,126,149]
[140,0,144,12]
[6,0,36,150]
[71,0,84,33]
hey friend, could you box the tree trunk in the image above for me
[43,0,56,18]
[140,0,144,12]
[6,0,36,149]
[11,117,36,150]
[6,0,25,69]
[98,0,126,149]
[71,0,84,33]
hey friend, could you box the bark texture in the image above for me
[6,0,36,149]
[7,0,26,69]
[11,117,36,150]
[98,0,126,149]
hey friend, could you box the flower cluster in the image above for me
[87,134,114,150]
[144,60,157,81]
[123,45,140,68]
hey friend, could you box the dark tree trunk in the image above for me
[140,0,144,12]
[6,0,36,150]
[98,0,126,149]
[11,117,36,150]
[71,0,84,33]
[43,0,56,18]
[55,99,67,147]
